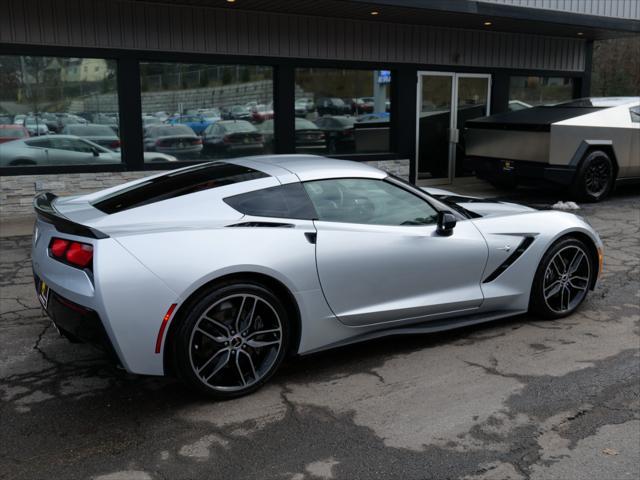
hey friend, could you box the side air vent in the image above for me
[483,236,535,283]
[227,222,294,228]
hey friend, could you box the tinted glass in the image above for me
[630,106,640,123]
[140,62,272,162]
[294,68,391,154]
[224,183,317,220]
[304,179,438,226]
[0,54,120,167]
[93,163,269,214]
[508,76,574,109]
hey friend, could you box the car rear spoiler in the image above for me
[33,192,109,239]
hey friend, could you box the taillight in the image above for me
[110,139,121,149]
[49,237,93,269]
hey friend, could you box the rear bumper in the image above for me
[34,274,120,364]
[471,157,576,187]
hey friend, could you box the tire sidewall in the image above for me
[173,282,290,399]
[530,237,593,320]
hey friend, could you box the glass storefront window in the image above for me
[0,55,120,167]
[294,68,391,154]
[139,62,273,162]
[508,76,574,110]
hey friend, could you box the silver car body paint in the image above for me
[32,155,603,376]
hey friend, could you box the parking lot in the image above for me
[1,184,638,480]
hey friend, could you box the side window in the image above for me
[304,178,438,226]
[25,138,51,148]
[630,106,640,123]
[224,183,317,220]
[49,137,77,152]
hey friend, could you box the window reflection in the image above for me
[0,55,120,167]
[139,63,273,162]
[508,76,574,110]
[294,68,391,154]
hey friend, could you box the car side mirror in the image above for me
[436,211,457,236]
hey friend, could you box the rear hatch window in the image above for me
[92,162,268,214]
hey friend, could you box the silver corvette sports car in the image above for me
[32,156,603,398]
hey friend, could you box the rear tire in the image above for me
[529,237,594,320]
[571,150,614,202]
[173,282,290,399]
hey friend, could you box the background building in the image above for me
[0,0,638,217]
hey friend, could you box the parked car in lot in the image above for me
[167,115,214,135]
[355,97,375,114]
[0,134,176,166]
[224,105,252,121]
[143,125,202,159]
[295,97,315,117]
[38,113,63,133]
[201,120,263,157]
[142,115,162,127]
[316,97,351,116]
[258,118,325,153]
[198,108,222,123]
[0,125,29,144]
[0,115,13,125]
[31,156,604,398]
[465,97,640,201]
[0,135,118,166]
[251,104,274,123]
[24,117,49,136]
[62,124,120,150]
[314,115,355,153]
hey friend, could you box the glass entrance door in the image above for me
[416,72,491,184]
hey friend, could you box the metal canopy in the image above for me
[135,0,639,40]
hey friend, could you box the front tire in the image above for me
[173,282,290,399]
[571,150,614,202]
[529,237,594,319]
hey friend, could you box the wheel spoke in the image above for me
[235,296,246,333]
[562,285,572,311]
[551,256,566,276]
[239,349,257,381]
[235,352,247,386]
[200,348,230,379]
[569,275,589,290]
[240,297,258,334]
[196,327,227,344]
[568,250,585,274]
[202,316,230,338]
[544,280,562,299]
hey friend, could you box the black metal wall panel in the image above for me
[0,0,587,72]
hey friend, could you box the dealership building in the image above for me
[0,0,638,218]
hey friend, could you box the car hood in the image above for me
[422,187,536,218]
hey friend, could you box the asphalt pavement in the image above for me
[1,183,638,480]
